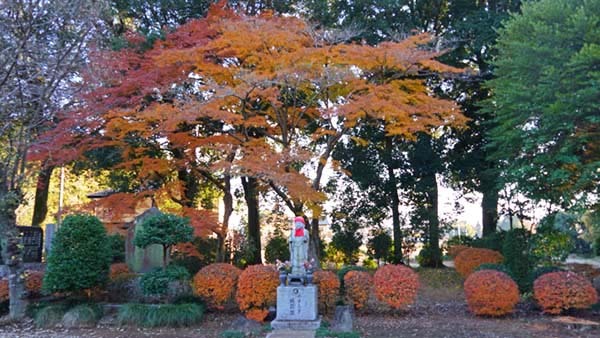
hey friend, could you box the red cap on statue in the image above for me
[294,216,305,225]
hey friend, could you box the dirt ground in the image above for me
[1,268,599,338]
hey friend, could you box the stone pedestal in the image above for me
[271,285,321,330]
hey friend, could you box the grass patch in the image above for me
[34,305,67,328]
[62,304,102,327]
[416,267,463,289]
[220,330,245,338]
[316,321,361,338]
[118,303,204,327]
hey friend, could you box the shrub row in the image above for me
[465,268,598,316]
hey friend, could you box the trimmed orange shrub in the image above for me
[464,270,520,316]
[313,270,340,314]
[533,271,598,314]
[236,264,278,322]
[109,263,130,280]
[193,263,242,310]
[455,248,503,278]
[24,270,44,294]
[447,244,470,258]
[344,270,372,310]
[374,264,419,309]
[0,278,8,301]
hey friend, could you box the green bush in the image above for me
[171,294,206,306]
[0,300,8,317]
[43,214,112,294]
[118,303,204,327]
[134,213,193,269]
[502,229,534,292]
[474,264,514,278]
[417,244,443,267]
[446,235,474,246]
[107,233,126,263]
[264,236,290,264]
[140,265,190,296]
[472,232,505,252]
[528,266,565,288]
[34,305,67,328]
[530,227,574,265]
[171,256,204,276]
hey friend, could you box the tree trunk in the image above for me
[481,189,499,236]
[217,175,234,262]
[0,186,27,319]
[31,163,55,227]
[384,137,403,264]
[308,217,320,267]
[424,171,443,268]
[241,176,261,264]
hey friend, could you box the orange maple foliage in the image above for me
[24,270,44,295]
[313,270,340,314]
[0,278,8,301]
[193,263,241,311]
[533,271,598,314]
[454,248,504,278]
[374,265,419,309]
[235,264,278,322]
[36,1,466,250]
[109,263,131,281]
[344,270,372,310]
[464,270,520,316]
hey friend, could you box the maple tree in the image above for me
[39,1,465,263]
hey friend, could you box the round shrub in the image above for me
[344,270,372,310]
[193,263,241,310]
[140,265,190,296]
[236,264,278,322]
[454,248,504,278]
[464,270,520,316]
[337,265,367,290]
[109,263,131,280]
[43,214,112,294]
[374,264,419,310]
[0,278,8,301]
[25,270,44,294]
[447,244,470,258]
[533,271,598,314]
[474,264,514,278]
[313,270,340,314]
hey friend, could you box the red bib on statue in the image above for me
[295,228,304,237]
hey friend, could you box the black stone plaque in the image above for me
[17,226,43,263]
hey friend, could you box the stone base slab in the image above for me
[270,318,321,330]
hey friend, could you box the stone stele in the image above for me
[271,285,320,330]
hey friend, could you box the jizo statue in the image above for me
[289,216,309,276]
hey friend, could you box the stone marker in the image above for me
[125,207,164,273]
